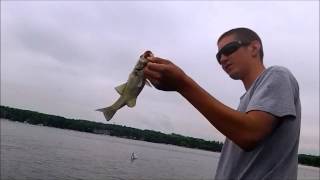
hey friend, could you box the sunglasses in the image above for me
[216,40,250,64]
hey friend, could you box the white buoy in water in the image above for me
[131,152,138,161]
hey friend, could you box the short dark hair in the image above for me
[218,27,264,61]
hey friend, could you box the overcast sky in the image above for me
[1,1,319,155]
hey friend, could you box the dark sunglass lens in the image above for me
[216,43,241,63]
[223,44,240,56]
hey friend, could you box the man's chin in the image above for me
[228,73,241,80]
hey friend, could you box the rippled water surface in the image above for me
[1,119,319,180]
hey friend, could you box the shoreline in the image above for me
[1,118,319,169]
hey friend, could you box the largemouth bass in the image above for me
[96,51,153,121]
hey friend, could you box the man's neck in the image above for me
[242,63,266,91]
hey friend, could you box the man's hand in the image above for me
[144,57,189,92]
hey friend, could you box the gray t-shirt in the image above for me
[214,66,301,180]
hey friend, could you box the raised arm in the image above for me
[144,57,277,151]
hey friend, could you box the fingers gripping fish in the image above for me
[96,51,153,121]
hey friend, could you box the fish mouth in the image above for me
[143,50,153,58]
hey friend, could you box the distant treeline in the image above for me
[0,106,222,152]
[1,105,319,167]
[298,154,320,167]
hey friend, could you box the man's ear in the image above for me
[250,40,261,58]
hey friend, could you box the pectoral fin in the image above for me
[126,98,137,107]
[115,83,127,95]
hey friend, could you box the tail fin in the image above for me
[96,107,117,121]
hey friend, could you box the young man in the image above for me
[143,27,301,179]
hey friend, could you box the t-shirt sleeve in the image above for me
[246,68,297,118]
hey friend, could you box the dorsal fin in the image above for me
[115,83,127,95]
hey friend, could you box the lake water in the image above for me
[1,119,319,180]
